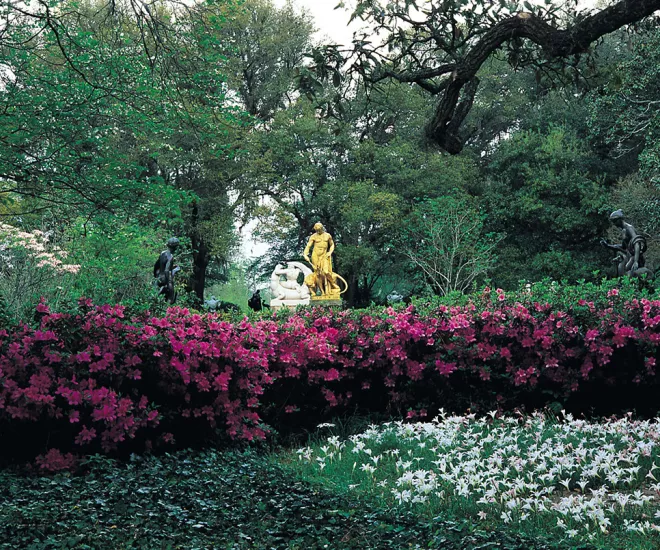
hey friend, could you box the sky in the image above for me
[273,0,602,47]
[272,0,358,46]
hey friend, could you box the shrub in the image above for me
[0,223,80,321]
[3,279,660,470]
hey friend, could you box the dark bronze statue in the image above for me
[248,289,263,312]
[600,210,651,278]
[154,237,181,304]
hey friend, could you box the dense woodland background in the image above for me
[1,0,659,316]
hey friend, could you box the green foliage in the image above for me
[248,88,483,305]
[588,28,660,238]
[484,125,612,287]
[605,175,660,271]
[206,263,253,312]
[467,32,637,165]
[0,253,76,323]
[0,0,654,306]
[0,0,250,303]
[0,447,574,549]
[64,219,166,307]
[0,0,216,223]
[0,224,82,321]
[589,30,660,183]
[412,276,656,315]
[219,0,315,120]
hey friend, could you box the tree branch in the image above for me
[414,0,660,153]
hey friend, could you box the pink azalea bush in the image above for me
[2,284,660,471]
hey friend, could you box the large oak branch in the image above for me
[422,0,660,153]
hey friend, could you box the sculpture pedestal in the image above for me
[270,298,310,312]
[309,297,343,308]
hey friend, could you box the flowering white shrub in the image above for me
[0,223,79,275]
[297,412,660,545]
[0,222,79,317]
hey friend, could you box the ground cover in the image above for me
[1,446,569,550]
[287,412,660,550]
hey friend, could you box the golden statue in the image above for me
[303,222,347,301]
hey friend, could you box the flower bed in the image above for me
[293,412,660,548]
[2,283,660,470]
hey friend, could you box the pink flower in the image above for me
[35,449,77,472]
[92,404,116,422]
[74,426,97,445]
[214,372,231,391]
[324,368,340,381]
[585,329,599,342]
[435,360,457,376]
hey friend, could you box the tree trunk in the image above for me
[344,272,358,308]
[188,201,210,305]
[191,238,210,304]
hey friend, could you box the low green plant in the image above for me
[0,447,573,549]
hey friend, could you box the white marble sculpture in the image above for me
[270,262,312,309]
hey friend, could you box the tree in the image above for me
[310,0,660,153]
[0,0,219,82]
[0,0,250,304]
[0,0,243,218]
[589,28,660,187]
[219,0,315,120]
[586,28,660,267]
[0,10,183,222]
[398,196,502,297]
[459,33,635,163]
[246,85,481,306]
[482,125,612,287]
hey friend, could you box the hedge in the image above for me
[2,280,660,470]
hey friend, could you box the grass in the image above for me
[279,410,660,550]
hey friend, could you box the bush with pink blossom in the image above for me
[2,279,660,471]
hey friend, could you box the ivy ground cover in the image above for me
[0,447,565,550]
[289,412,660,549]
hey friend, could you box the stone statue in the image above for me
[600,210,652,278]
[270,262,312,309]
[154,237,181,304]
[204,295,220,312]
[303,222,346,300]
